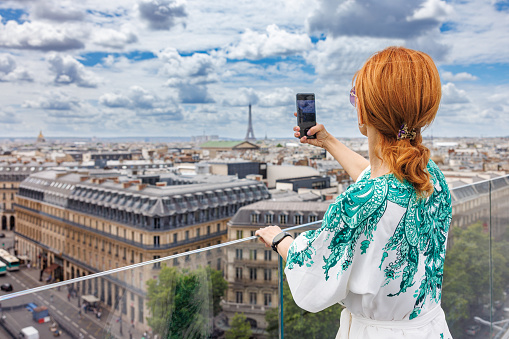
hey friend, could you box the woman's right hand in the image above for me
[293,112,330,149]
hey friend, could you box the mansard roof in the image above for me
[19,169,271,217]
[229,200,331,226]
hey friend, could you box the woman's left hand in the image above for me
[255,225,283,248]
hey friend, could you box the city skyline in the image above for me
[0,0,508,139]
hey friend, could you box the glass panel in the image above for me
[443,180,492,338]
[490,176,509,338]
[278,221,342,339]
[0,236,275,339]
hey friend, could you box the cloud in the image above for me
[177,83,214,104]
[0,110,21,124]
[226,24,312,60]
[47,53,102,87]
[307,0,451,39]
[99,93,131,108]
[0,21,84,51]
[0,53,33,82]
[99,86,184,120]
[91,27,138,49]
[441,83,470,104]
[23,91,81,110]
[407,0,453,21]
[158,48,223,103]
[441,71,478,82]
[138,0,187,30]
[158,48,223,83]
[222,88,259,107]
[305,36,398,79]
[32,0,85,22]
[258,87,294,107]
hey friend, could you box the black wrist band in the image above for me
[271,232,292,253]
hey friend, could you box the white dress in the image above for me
[285,160,452,338]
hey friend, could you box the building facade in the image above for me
[14,170,270,332]
[224,200,331,336]
[0,164,52,231]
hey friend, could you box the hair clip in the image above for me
[397,123,416,141]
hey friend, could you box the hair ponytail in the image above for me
[355,46,441,198]
[378,134,433,198]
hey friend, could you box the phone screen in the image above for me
[296,93,316,138]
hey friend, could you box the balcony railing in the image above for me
[1,175,508,339]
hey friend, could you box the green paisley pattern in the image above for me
[286,160,452,320]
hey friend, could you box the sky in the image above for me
[0,0,508,140]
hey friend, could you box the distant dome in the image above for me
[37,130,45,143]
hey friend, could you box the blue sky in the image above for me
[0,0,508,139]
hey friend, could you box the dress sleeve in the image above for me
[284,177,389,313]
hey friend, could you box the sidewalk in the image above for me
[19,266,144,339]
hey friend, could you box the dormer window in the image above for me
[294,214,303,225]
[250,213,260,223]
[279,214,288,225]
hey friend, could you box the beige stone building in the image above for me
[0,164,52,231]
[224,200,331,336]
[15,169,269,332]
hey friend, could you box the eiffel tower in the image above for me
[244,104,256,142]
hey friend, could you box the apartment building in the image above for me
[14,169,270,332]
[224,200,331,335]
[0,164,52,231]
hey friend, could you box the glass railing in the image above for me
[1,175,508,338]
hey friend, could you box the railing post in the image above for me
[278,255,284,339]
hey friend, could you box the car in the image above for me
[0,233,5,238]
[0,283,13,292]
[466,324,481,336]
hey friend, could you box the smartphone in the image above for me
[296,93,316,139]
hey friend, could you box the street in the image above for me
[0,242,139,338]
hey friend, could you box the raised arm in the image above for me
[293,115,369,182]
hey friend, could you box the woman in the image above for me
[256,47,452,338]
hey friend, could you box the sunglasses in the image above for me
[349,87,357,107]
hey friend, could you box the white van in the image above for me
[20,326,40,339]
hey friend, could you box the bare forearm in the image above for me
[323,136,369,182]
[276,236,293,262]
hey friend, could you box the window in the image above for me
[235,248,243,259]
[264,250,272,261]
[185,231,189,240]
[309,214,317,223]
[236,291,243,304]
[249,268,257,280]
[154,218,160,229]
[264,268,272,281]
[249,250,257,260]
[153,256,161,269]
[207,225,211,234]
[217,223,221,232]
[236,267,243,279]
[138,296,144,323]
[196,228,200,237]
[294,214,303,225]
[250,213,259,223]
[173,233,177,243]
[153,236,160,248]
[264,293,272,306]
[265,213,274,224]
[250,292,257,305]
[279,214,288,224]
[236,230,243,239]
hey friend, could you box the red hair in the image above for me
[354,47,441,197]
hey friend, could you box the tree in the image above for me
[442,223,509,336]
[225,313,252,339]
[265,278,343,339]
[146,266,228,338]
